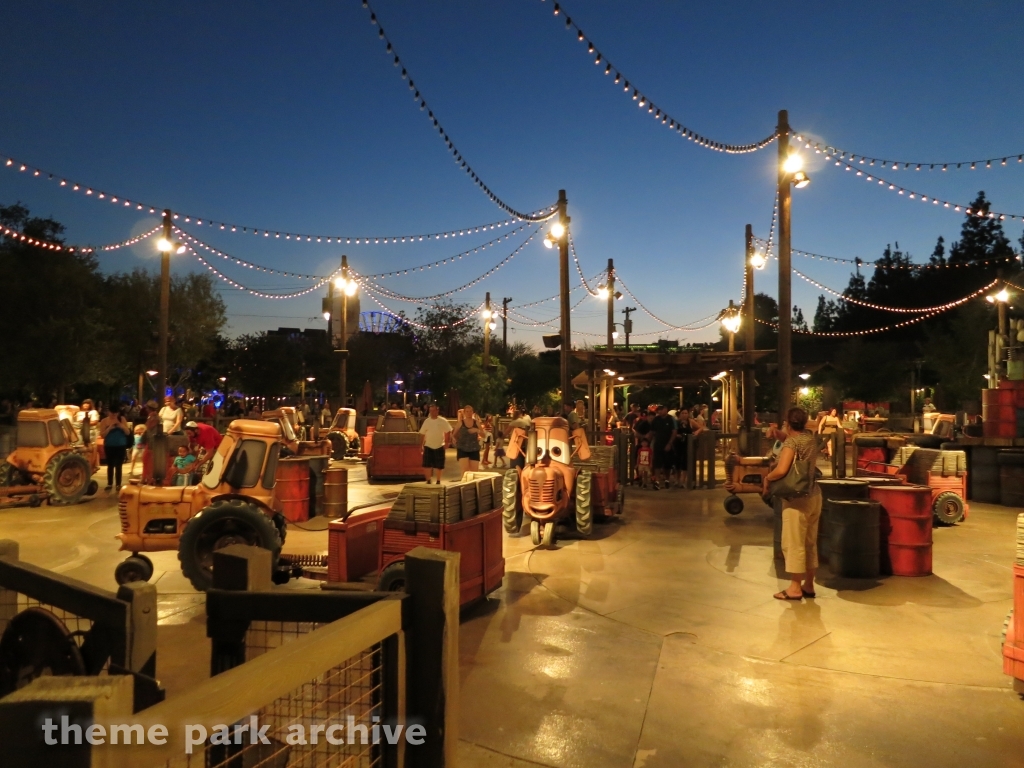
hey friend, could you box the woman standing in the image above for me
[99,406,132,491]
[452,404,482,473]
[158,396,183,436]
[763,407,822,601]
[673,408,699,489]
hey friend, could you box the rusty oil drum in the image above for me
[868,484,932,576]
[324,466,349,519]
[276,457,312,523]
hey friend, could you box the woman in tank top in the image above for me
[452,404,482,472]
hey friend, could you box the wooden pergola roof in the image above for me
[571,349,775,388]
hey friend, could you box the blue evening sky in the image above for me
[1,1,1022,346]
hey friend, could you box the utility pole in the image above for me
[606,258,615,351]
[557,190,572,405]
[158,209,172,400]
[339,255,349,407]
[622,306,635,352]
[743,224,756,435]
[483,292,492,369]
[777,109,793,425]
[502,297,512,359]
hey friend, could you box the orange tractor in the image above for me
[326,407,361,459]
[0,408,100,506]
[115,419,291,590]
[501,416,603,547]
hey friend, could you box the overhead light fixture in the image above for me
[783,153,803,174]
[597,285,610,300]
[617,376,624,381]
[488,320,496,330]
[711,371,728,380]
[749,250,766,270]
[799,373,811,380]
[157,237,171,252]
[543,237,553,249]
[612,330,619,339]
[146,369,158,376]
[549,221,565,239]
[792,170,811,189]
[323,311,331,321]
[799,386,810,395]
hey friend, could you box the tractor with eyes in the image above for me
[326,407,361,460]
[0,408,100,506]
[501,416,596,547]
[115,419,292,591]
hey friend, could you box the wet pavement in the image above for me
[2,460,1022,765]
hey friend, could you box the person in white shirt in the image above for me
[159,396,183,435]
[418,403,452,484]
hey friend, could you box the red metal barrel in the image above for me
[869,484,932,576]
[276,457,311,523]
[324,466,349,519]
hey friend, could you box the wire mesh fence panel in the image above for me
[245,621,323,661]
[1,595,108,672]
[159,645,383,768]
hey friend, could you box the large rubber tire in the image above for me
[134,553,154,580]
[329,433,349,461]
[114,556,152,585]
[0,462,20,487]
[178,499,282,591]
[43,452,91,505]
[724,495,744,515]
[933,491,965,526]
[377,561,406,593]
[574,470,593,537]
[502,468,523,534]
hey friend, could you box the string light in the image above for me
[0,222,161,253]
[794,135,1024,174]
[752,235,1016,271]
[0,150,552,241]
[360,284,485,330]
[569,233,601,296]
[175,228,322,279]
[789,267,999,314]
[360,1,558,221]
[546,1,777,154]
[826,157,1024,220]
[360,222,533,278]
[617,272,724,331]
[191,248,337,299]
[351,226,542,303]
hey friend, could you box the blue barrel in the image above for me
[817,479,870,563]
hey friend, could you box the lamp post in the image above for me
[543,190,571,405]
[720,302,743,435]
[502,296,512,359]
[621,306,635,351]
[333,257,357,407]
[776,110,811,425]
[483,292,492,369]
[598,258,621,350]
[987,287,1011,386]
[156,209,186,399]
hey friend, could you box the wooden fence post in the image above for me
[209,544,273,676]
[0,675,134,768]
[403,547,459,768]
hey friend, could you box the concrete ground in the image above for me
[1,457,1022,766]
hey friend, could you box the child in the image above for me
[636,438,653,489]
[493,435,507,468]
[172,445,196,487]
[128,424,146,477]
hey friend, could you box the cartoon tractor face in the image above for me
[501,416,593,547]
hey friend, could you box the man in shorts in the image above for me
[649,405,677,491]
[418,403,452,484]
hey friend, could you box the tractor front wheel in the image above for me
[114,556,153,585]
[933,491,965,526]
[502,469,523,534]
[329,433,349,461]
[724,495,744,515]
[377,561,406,593]
[178,500,282,591]
[43,452,91,505]
[574,470,593,537]
[541,521,555,548]
[530,520,541,546]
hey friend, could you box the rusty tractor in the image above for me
[501,416,595,547]
[115,419,291,590]
[0,408,100,506]
[326,407,361,460]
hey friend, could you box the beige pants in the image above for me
[782,492,823,575]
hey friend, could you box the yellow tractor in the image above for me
[326,407,361,459]
[0,408,100,506]
[115,419,290,590]
[502,416,593,547]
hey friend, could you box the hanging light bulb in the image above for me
[750,250,767,269]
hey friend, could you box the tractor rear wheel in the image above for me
[502,469,523,534]
[574,470,593,537]
[43,452,91,505]
[933,491,965,526]
[0,462,27,487]
[178,500,282,591]
[329,433,349,461]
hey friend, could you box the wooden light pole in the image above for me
[606,258,615,351]
[777,110,793,426]
[483,292,492,369]
[743,224,757,435]
[556,190,572,405]
[502,296,512,358]
[622,305,635,351]
[158,209,172,400]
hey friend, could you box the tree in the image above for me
[452,355,508,415]
[948,191,1014,264]
[822,339,906,403]
[919,301,993,409]
[505,342,559,409]
[0,204,105,401]
[813,295,839,333]
[792,306,808,332]
[230,332,304,397]
[412,302,483,398]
